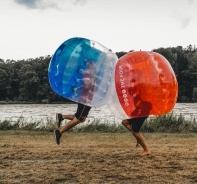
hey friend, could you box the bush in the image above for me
[192,87,197,102]
[71,119,126,133]
[142,113,196,133]
[0,113,196,133]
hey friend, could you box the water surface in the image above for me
[0,103,196,124]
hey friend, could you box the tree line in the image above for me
[0,45,197,103]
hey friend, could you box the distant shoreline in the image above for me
[0,101,196,104]
[0,101,75,104]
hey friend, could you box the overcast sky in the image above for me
[0,0,197,60]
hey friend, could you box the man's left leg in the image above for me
[132,131,151,156]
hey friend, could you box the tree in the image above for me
[115,51,128,58]
[0,44,196,103]
[18,64,39,101]
[152,47,177,71]
[0,59,4,64]
[0,69,8,100]
[193,87,197,102]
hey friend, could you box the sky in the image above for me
[0,0,197,61]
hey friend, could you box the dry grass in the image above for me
[0,131,197,184]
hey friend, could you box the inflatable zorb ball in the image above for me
[48,37,118,107]
[108,51,178,119]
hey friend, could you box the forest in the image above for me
[0,45,197,103]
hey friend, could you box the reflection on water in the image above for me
[0,103,197,123]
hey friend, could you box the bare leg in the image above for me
[59,116,87,134]
[56,114,75,128]
[59,117,80,134]
[122,119,150,156]
[136,142,140,147]
[122,119,139,147]
[132,131,151,156]
[62,115,75,121]
[122,119,133,131]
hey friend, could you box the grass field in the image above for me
[0,131,197,184]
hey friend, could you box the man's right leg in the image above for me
[59,117,80,134]
[62,115,75,120]
[56,113,75,128]
[54,117,81,145]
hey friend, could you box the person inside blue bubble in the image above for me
[54,59,96,145]
[54,103,91,145]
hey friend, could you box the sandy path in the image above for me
[0,132,197,184]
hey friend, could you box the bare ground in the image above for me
[0,131,197,184]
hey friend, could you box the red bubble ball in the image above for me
[108,51,178,119]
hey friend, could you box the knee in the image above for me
[73,117,81,125]
[122,119,128,126]
[77,116,87,123]
[81,116,87,123]
[132,130,137,136]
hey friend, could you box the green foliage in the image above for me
[0,56,70,103]
[70,119,127,133]
[142,113,197,133]
[193,87,197,101]
[0,45,197,103]
[0,120,20,130]
[153,46,197,102]
[0,114,196,133]
[115,51,128,58]
[152,47,177,69]
[0,117,56,132]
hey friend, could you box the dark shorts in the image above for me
[75,103,91,121]
[127,116,148,133]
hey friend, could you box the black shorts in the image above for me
[127,116,148,133]
[75,103,91,121]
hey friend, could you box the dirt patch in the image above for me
[0,132,197,184]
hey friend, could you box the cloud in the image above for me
[170,10,192,29]
[180,17,192,29]
[73,0,88,6]
[168,0,196,29]
[188,0,194,5]
[15,0,37,9]
[14,0,89,10]
[14,0,59,9]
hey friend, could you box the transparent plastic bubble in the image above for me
[48,37,118,107]
[108,51,178,119]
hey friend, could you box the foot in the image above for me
[139,149,151,157]
[56,113,63,128]
[131,143,140,150]
[136,142,140,148]
[54,130,61,145]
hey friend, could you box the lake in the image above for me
[0,103,197,124]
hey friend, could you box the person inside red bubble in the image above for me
[121,72,152,156]
[128,85,152,117]
[122,90,152,156]
[121,116,151,156]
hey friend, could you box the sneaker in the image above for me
[54,130,61,145]
[56,113,63,128]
